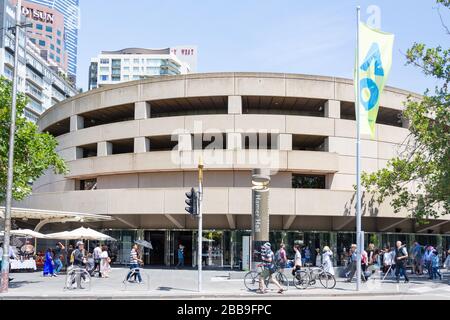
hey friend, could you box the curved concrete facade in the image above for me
[16,73,449,236]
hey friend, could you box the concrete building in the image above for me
[0,0,78,122]
[15,72,450,267]
[24,0,79,83]
[88,47,197,90]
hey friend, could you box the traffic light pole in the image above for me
[197,157,204,292]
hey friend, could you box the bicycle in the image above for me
[64,266,91,290]
[244,263,289,292]
[293,263,336,289]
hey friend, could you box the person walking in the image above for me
[430,250,442,280]
[394,241,409,283]
[257,242,284,294]
[315,248,322,267]
[291,244,302,277]
[411,242,423,275]
[126,243,143,283]
[424,246,434,279]
[322,246,334,276]
[175,244,185,268]
[345,244,362,282]
[93,243,102,278]
[72,241,88,289]
[43,248,55,277]
[100,245,111,278]
[444,249,450,285]
[275,243,288,272]
[53,242,65,276]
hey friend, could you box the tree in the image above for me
[0,77,67,204]
[361,1,450,221]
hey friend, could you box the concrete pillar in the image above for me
[324,100,341,119]
[227,132,242,150]
[277,134,292,151]
[135,101,151,120]
[70,115,84,132]
[178,134,192,151]
[134,137,150,153]
[98,141,112,157]
[228,96,242,114]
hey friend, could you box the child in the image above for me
[431,250,442,280]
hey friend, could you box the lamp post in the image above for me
[1,0,22,293]
[197,157,204,292]
[250,169,270,271]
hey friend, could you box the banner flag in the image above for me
[355,22,394,138]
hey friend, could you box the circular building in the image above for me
[16,72,450,267]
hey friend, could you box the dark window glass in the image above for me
[36,24,43,30]
[80,179,97,191]
[292,174,326,189]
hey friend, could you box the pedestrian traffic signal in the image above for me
[185,187,198,216]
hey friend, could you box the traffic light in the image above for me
[185,187,198,216]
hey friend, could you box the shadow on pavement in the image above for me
[156,286,197,293]
[9,281,41,289]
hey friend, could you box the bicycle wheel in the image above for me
[244,271,260,291]
[319,272,336,289]
[276,272,289,291]
[293,270,310,289]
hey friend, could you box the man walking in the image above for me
[93,243,102,277]
[395,241,409,283]
[345,244,364,282]
[53,242,65,276]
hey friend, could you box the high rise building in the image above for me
[0,0,78,122]
[88,47,197,90]
[24,0,79,83]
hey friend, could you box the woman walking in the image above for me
[100,245,111,278]
[292,244,302,276]
[43,248,55,277]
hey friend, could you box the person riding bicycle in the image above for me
[257,242,284,294]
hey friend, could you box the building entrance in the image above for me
[170,231,193,266]
[143,231,165,265]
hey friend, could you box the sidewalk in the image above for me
[1,268,449,300]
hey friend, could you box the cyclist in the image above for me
[257,242,284,294]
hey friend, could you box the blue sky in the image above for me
[77,0,449,93]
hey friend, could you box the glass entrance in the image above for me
[143,231,165,265]
[171,231,193,266]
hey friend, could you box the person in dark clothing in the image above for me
[395,241,409,283]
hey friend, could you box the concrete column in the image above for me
[226,132,242,150]
[98,141,112,157]
[324,100,341,119]
[277,134,292,151]
[134,137,150,153]
[178,134,192,151]
[135,101,151,120]
[228,96,242,114]
[70,115,84,132]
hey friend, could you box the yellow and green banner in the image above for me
[355,22,394,138]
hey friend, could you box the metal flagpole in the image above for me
[197,157,204,292]
[1,0,21,293]
[355,5,362,292]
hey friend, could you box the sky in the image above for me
[76,0,449,93]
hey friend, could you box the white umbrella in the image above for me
[0,229,48,239]
[46,227,116,241]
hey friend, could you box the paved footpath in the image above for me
[1,268,449,300]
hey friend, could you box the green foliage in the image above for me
[361,2,449,220]
[0,77,67,203]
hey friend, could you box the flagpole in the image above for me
[355,5,362,292]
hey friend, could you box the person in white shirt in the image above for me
[322,246,335,276]
[99,245,111,278]
[93,243,102,277]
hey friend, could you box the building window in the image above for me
[46,26,53,32]
[112,76,120,81]
[292,174,326,189]
[79,179,97,191]
[38,40,45,46]
[123,75,129,80]
[46,35,53,39]
[50,53,55,59]
[56,48,61,54]
[57,39,61,45]
[30,38,36,44]
[56,56,60,62]
[50,44,55,50]
[101,75,108,81]
[123,66,130,71]
[133,59,139,64]
[36,24,43,30]
[57,30,62,37]
[100,58,109,64]
[133,67,139,73]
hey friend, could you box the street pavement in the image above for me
[0,267,449,300]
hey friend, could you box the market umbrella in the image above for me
[46,227,116,241]
[0,229,48,239]
[135,239,153,249]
